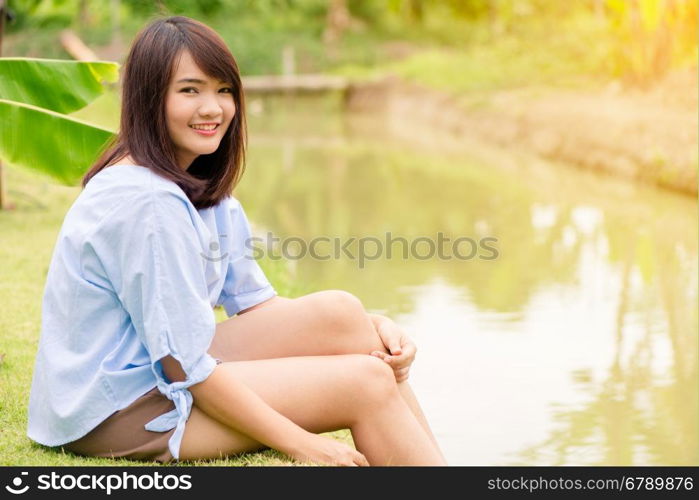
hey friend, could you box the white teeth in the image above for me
[190,124,217,131]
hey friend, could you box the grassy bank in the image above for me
[0,163,349,466]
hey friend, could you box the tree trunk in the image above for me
[110,0,122,48]
[0,0,7,210]
[323,0,351,45]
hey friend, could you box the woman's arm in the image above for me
[161,356,367,465]
[188,363,308,456]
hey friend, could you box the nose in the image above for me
[197,92,223,118]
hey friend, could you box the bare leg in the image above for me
[180,354,445,465]
[396,381,445,461]
[209,290,445,460]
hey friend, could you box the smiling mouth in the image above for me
[189,124,220,136]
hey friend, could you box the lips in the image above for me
[189,123,219,136]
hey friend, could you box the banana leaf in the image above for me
[0,58,119,114]
[0,98,115,185]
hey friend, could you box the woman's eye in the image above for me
[219,87,233,94]
[180,87,198,94]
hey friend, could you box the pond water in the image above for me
[75,91,697,465]
[239,95,698,466]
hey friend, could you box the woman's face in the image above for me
[165,50,236,170]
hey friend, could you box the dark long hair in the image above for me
[82,16,246,209]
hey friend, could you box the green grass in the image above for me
[0,163,349,466]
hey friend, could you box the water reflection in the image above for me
[238,97,697,465]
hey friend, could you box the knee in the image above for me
[325,289,365,313]
[315,290,368,332]
[351,354,398,403]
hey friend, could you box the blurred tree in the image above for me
[403,0,424,23]
[0,0,7,210]
[77,0,91,28]
[120,0,158,16]
[604,0,697,86]
[156,0,223,17]
[110,0,121,47]
[323,0,351,44]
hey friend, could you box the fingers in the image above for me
[371,350,402,370]
[337,450,368,466]
[369,351,411,382]
[394,366,410,382]
[371,350,389,361]
[353,451,370,466]
[395,340,416,366]
[372,343,415,369]
[387,338,402,356]
[377,321,402,355]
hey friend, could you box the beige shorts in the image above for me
[63,387,176,463]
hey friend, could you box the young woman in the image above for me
[27,16,446,466]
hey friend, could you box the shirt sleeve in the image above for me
[95,187,218,460]
[216,197,277,316]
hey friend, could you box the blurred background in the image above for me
[1,0,697,465]
[4,0,698,84]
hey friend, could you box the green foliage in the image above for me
[5,0,697,85]
[0,58,117,185]
[0,99,114,184]
[0,58,118,113]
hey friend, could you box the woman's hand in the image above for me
[288,432,369,466]
[369,315,417,383]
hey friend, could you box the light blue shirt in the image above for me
[27,164,276,460]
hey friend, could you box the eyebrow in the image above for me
[176,78,207,84]
[176,78,230,85]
